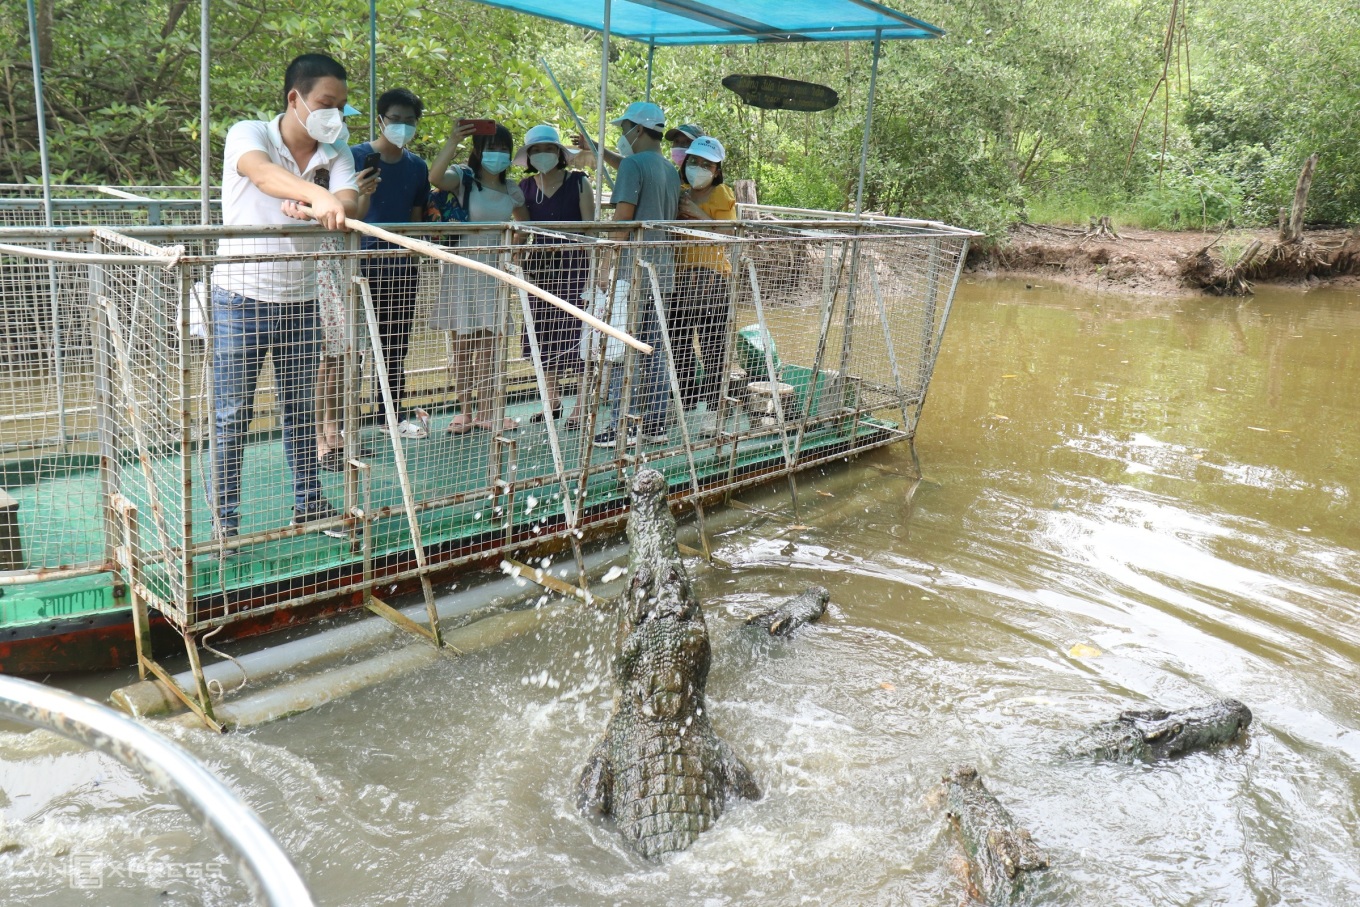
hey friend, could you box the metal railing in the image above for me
[0,205,977,725]
[0,673,314,905]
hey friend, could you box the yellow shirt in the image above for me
[678,183,737,274]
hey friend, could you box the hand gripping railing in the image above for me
[0,675,314,906]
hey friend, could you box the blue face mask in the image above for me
[382,122,416,148]
[481,151,511,174]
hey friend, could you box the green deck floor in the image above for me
[3,366,897,627]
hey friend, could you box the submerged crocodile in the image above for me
[942,765,1049,906]
[744,586,830,637]
[1064,699,1252,762]
[579,469,760,859]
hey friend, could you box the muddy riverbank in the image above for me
[969,223,1360,297]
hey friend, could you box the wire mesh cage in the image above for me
[0,209,975,653]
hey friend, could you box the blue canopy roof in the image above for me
[463,0,943,45]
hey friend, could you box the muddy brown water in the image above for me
[3,279,1358,905]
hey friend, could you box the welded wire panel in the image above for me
[0,235,107,574]
[0,200,218,229]
[0,206,975,638]
[93,230,190,623]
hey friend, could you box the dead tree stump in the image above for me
[1083,215,1120,241]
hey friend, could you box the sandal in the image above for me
[446,413,474,435]
[528,403,563,424]
[472,417,519,433]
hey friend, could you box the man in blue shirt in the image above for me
[351,88,431,437]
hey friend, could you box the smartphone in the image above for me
[458,118,497,136]
[362,152,381,173]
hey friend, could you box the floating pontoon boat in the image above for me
[1,0,977,730]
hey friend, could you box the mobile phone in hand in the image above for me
[458,118,497,136]
[363,152,381,173]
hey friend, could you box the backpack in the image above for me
[426,167,476,223]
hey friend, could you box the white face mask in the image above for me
[617,126,638,158]
[294,94,345,144]
[685,164,714,190]
[382,122,416,148]
[481,151,511,174]
[529,151,560,173]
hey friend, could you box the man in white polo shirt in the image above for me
[210,53,360,547]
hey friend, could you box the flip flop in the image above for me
[528,404,563,424]
[446,414,473,435]
[472,417,519,433]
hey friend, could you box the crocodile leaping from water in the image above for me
[1064,699,1252,762]
[578,469,760,859]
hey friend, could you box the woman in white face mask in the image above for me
[428,121,529,433]
[512,124,596,426]
[673,136,739,436]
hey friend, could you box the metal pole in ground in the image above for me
[26,0,65,445]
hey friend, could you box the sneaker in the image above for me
[292,501,348,540]
[593,426,637,448]
[396,409,431,439]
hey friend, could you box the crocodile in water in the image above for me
[578,469,760,859]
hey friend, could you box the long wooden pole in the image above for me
[339,217,653,354]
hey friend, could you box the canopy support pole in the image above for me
[595,0,612,216]
[369,0,378,140]
[26,0,65,445]
[644,41,656,101]
[200,0,210,224]
[25,0,52,227]
[854,30,882,217]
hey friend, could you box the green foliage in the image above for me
[2,0,1357,232]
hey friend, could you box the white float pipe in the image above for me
[174,608,547,729]
[114,543,630,718]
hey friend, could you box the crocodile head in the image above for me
[1126,698,1253,759]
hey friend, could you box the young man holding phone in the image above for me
[210,52,360,549]
[349,88,432,438]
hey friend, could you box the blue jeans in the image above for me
[603,300,670,435]
[211,288,323,530]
